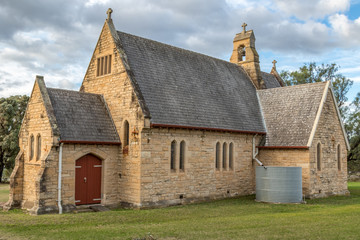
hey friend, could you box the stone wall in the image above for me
[80,21,145,205]
[258,149,310,195]
[7,80,57,213]
[139,128,262,207]
[5,151,24,209]
[309,91,349,198]
[36,144,121,213]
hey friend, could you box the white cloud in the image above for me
[274,0,350,20]
[329,14,360,47]
[0,0,359,102]
[85,0,110,7]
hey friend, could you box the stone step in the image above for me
[90,205,110,212]
[75,204,110,213]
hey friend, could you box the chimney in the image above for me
[230,23,265,89]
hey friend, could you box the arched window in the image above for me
[36,135,41,161]
[317,143,321,171]
[29,135,34,160]
[215,142,220,170]
[337,144,341,171]
[170,140,176,170]
[223,142,227,170]
[229,143,234,170]
[179,141,185,171]
[123,120,129,147]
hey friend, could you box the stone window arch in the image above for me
[179,140,185,171]
[29,134,34,160]
[170,140,176,170]
[36,134,41,161]
[337,144,341,171]
[223,142,227,170]
[215,142,220,170]
[229,142,234,170]
[317,142,321,171]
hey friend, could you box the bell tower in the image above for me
[230,23,265,89]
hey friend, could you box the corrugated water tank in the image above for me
[256,166,302,203]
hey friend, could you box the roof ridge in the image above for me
[116,30,240,67]
[47,87,102,97]
[258,81,327,92]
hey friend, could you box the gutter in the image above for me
[252,135,266,169]
[257,146,308,149]
[58,142,63,214]
[59,140,121,145]
[150,123,266,135]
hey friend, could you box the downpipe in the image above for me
[58,142,63,214]
[252,135,266,169]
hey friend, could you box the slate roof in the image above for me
[47,88,120,143]
[257,82,327,146]
[261,72,281,89]
[117,31,266,133]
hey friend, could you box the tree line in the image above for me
[0,63,359,182]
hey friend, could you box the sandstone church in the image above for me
[5,9,350,214]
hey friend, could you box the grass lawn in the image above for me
[0,183,9,203]
[0,183,359,240]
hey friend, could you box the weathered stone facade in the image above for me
[308,91,348,197]
[6,11,349,214]
[5,79,59,214]
[80,21,145,205]
[139,128,262,207]
[258,88,349,198]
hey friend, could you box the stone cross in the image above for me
[242,23,247,33]
[107,8,113,20]
[272,60,277,68]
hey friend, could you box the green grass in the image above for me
[1,183,360,240]
[0,183,9,203]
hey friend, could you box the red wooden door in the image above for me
[75,155,102,205]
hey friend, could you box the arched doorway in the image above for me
[75,154,102,205]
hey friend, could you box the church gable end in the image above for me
[308,86,349,197]
[7,76,59,212]
[19,76,59,161]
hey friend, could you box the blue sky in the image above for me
[0,0,359,103]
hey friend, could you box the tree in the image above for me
[347,92,360,161]
[280,63,353,117]
[0,95,29,182]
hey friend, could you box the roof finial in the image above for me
[107,8,113,20]
[242,23,247,33]
[272,59,277,69]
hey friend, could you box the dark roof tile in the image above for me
[117,31,266,133]
[257,82,326,146]
[261,72,281,89]
[47,88,120,143]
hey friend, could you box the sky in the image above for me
[0,0,359,103]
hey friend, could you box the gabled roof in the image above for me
[257,82,327,147]
[115,31,266,133]
[261,72,281,89]
[47,88,120,143]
